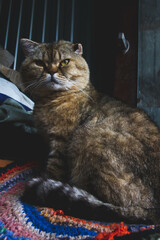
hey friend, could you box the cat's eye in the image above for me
[60,59,70,67]
[34,60,46,67]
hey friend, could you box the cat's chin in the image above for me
[37,81,71,93]
[48,83,71,91]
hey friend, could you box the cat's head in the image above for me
[20,39,89,98]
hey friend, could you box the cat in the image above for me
[20,38,160,224]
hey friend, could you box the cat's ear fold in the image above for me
[20,38,39,56]
[74,43,83,55]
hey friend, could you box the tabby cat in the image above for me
[20,39,160,224]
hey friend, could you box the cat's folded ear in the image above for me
[74,43,83,55]
[20,38,39,56]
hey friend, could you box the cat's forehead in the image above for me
[39,42,73,63]
[53,41,73,59]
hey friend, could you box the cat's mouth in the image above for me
[46,73,62,85]
[45,73,71,91]
[50,75,59,84]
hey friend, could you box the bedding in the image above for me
[0,77,48,162]
[1,159,160,240]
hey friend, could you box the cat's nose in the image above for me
[48,64,58,75]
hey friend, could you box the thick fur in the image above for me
[20,39,160,224]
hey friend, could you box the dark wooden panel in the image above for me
[73,0,92,67]
[91,0,138,105]
[138,0,160,127]
[91,0,118,95]
[114,0,138,106]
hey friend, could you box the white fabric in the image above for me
[0,77,34,109]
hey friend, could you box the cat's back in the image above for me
[91,95,159,143]
[69,94,160,188]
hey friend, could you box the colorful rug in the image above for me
[0,160,160,240]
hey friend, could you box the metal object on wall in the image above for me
[56,0,60,42]
[42,0,47,43]
[118,32,130,54]
[4,0,12,49]
[29,0,35,40]
[13,0,23,70]
[70,0,75,42]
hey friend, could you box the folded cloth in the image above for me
[0,97,33,126]
[0,77,48,163]
[0,77,34,110]
[0,160,160,240]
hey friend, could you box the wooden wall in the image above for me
[138,0,160,127]
[92,0,138,106]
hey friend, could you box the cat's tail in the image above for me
[21,177,154,224]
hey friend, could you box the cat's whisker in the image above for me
[23,81,38,92]
[12,79,36,91]
[28,81,45,98]
[24,78,46,92]
[70,80,95,103]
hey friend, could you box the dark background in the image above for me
[0,0,138,106]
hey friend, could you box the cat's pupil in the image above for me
[60,59,70,67]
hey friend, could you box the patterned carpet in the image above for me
[0,159,160,240]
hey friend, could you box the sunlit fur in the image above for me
[20,39,160,224]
